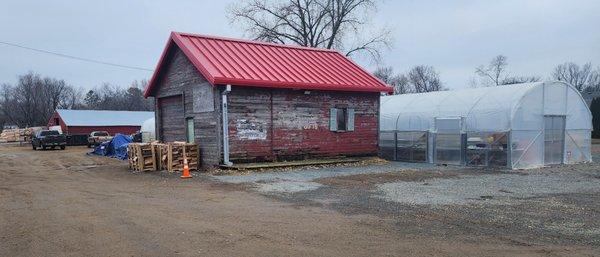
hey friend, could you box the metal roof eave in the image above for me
[144,32,393,97]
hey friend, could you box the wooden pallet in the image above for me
[127,142,199,172]
[127,143,155,172]
[0,127,45,142]
[152,142,169,171]
[165,142,199,172]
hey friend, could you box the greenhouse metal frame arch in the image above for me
[379,81,592,169]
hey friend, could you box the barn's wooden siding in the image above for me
[152,46,222,167]
[47,112,67,133]
[227,87,379,162]
[151,46,380,167]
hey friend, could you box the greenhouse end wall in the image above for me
[379,81,592,169]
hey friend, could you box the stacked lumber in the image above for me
[126,141,199,172]
[24,126,46,136]
[0,127,47,143]
[0,129,21,142]
[127,143,155,172]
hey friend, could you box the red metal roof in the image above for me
[144,32,392,97]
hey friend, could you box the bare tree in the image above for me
[374,65,444,94]
[0,72,76,127]
[0,83,15,127]
[552,62,597,91]
[12,74,38,126]
[0,72,154,127]
[476,55,508,86]
[474,55,543,87]
[0,111,5,129]
[590,67,600,91]
[390,74,412,94]
[407,65,444,93]
[60,86,85,109]
[373,66,412,94]
[373,66,393,83]
[97,83,127,110]
[500,76,541,85]
[126,80,154,111]
[42,77,68,112]
[83,80,153,111]
[228,0,392,62]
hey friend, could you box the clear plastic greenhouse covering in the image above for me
[380,81,592,169]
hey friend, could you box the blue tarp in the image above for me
[88,134,132,160]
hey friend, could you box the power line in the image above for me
[0,40,154,72]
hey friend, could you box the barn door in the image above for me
[158,95,185,142]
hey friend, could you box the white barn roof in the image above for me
[56,109,155,127]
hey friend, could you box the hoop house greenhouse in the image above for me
[379,81,592,169]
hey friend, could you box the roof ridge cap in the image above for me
[173,31,340,54]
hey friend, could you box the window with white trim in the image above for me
[330,107,355,132]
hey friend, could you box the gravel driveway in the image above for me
[212,151,600,248]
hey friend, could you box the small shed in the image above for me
[48,109,155,136]
[144,32,392,167]
[379,81,592,169]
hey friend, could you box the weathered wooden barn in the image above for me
[48,109,154,135]
[144,32,392,167]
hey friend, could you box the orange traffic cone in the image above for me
[180,158,192,179]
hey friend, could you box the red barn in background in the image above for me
[48,109,154,136]
[144,32,392,168]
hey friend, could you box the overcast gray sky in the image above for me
[1,0,599,90]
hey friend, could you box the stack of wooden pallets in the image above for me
[152,142,169,171]
[127,143,156,172]
[127,142,199,172]
[164,142,199,172]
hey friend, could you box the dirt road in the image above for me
[0,146,598,256]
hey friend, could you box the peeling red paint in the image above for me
[227,87,378,162]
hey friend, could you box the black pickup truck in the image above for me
[32,130,67,150]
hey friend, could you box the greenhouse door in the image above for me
[434,118,463,165]
[544,116,565,165]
